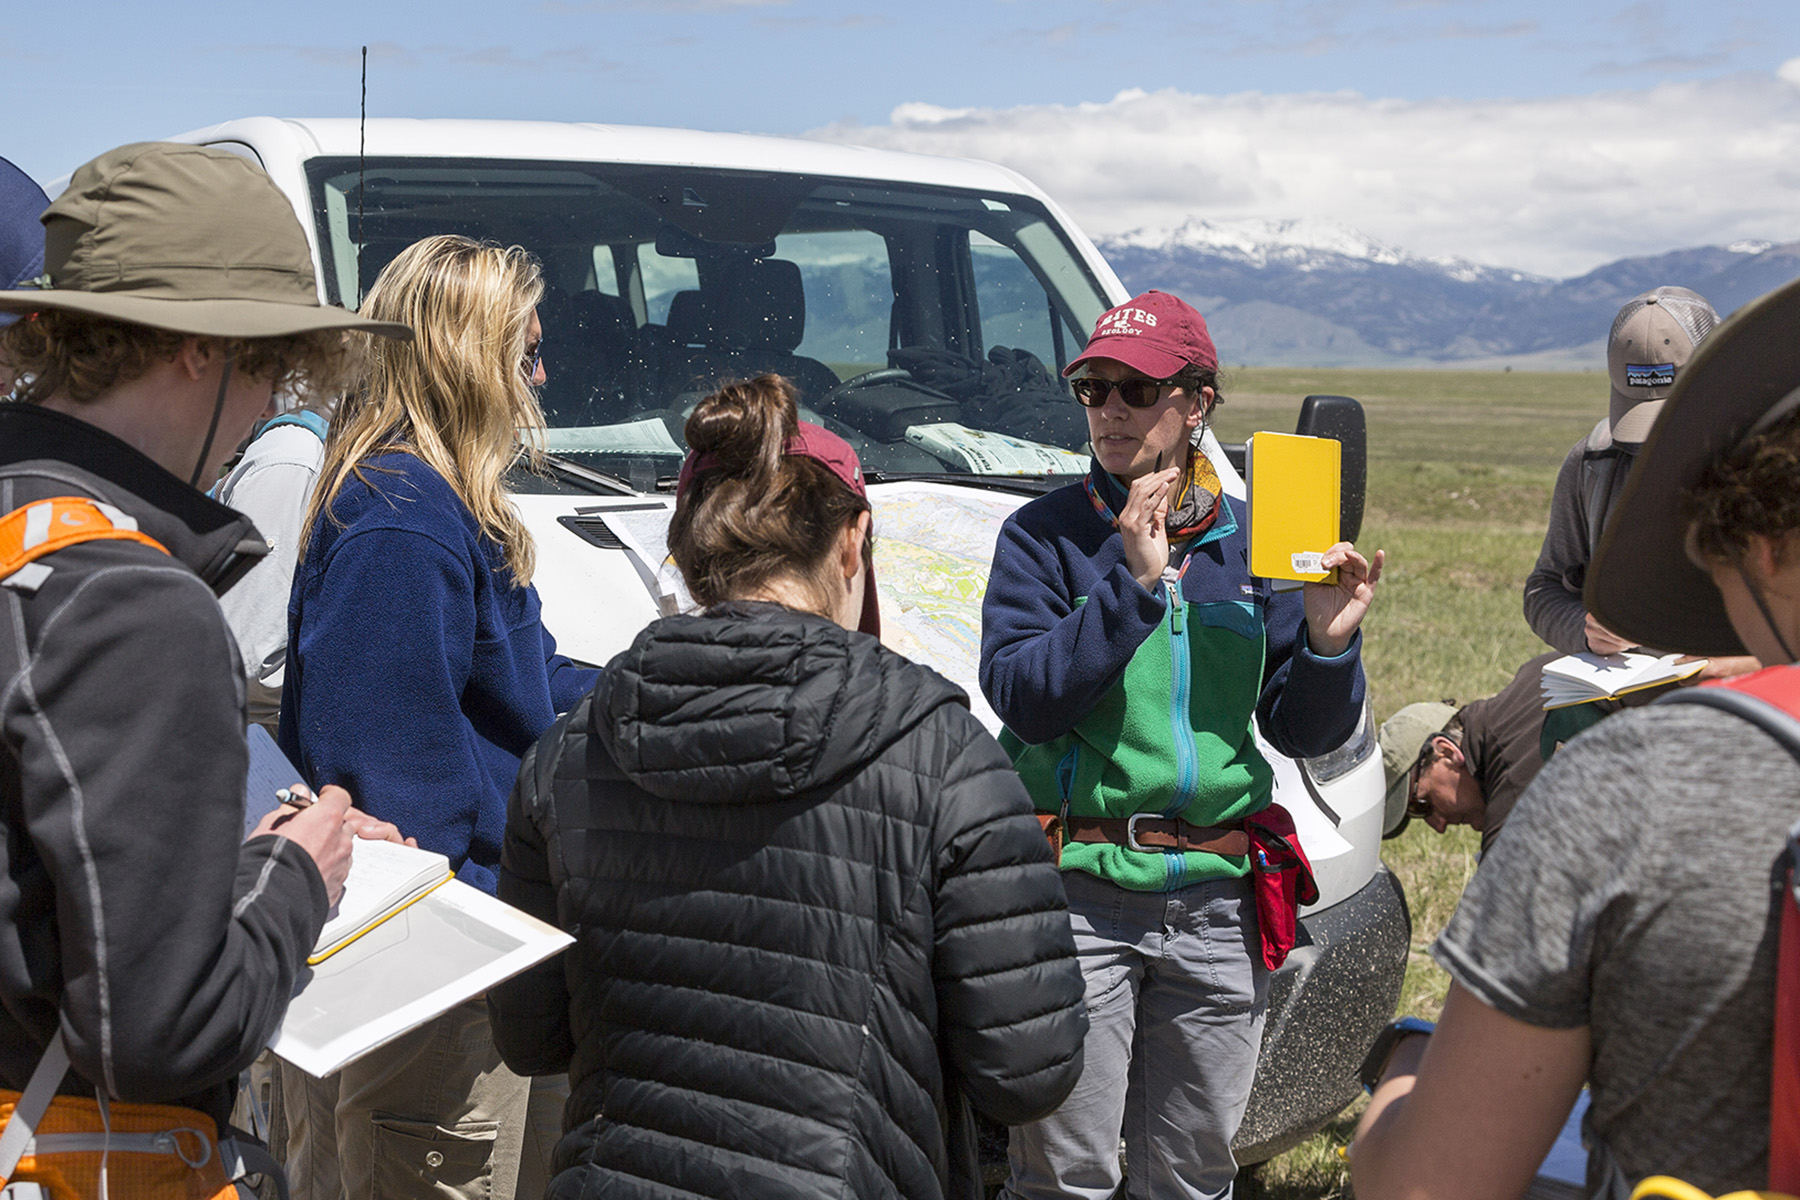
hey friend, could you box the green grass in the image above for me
[1217,367,1600,1199]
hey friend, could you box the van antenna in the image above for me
[357,44,367,305]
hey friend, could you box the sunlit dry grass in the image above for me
[1219,367,1597,1198]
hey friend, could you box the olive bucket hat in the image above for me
[0,142,409,340]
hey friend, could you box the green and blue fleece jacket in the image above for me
[979,465,1365,892]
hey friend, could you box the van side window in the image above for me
[970,230,1083,373]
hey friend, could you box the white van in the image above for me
[164,116,1409,1172]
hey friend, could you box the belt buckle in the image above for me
[1127,812,1161,853]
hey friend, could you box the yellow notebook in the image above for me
[1246,432,1341,584]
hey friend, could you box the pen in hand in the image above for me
[277,784,316,810]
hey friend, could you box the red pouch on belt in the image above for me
[1243,803,1318,970]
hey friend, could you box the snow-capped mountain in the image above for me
[1105,218,1544,285]
[1094,220,1800,367]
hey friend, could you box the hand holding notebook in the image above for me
[1245,432,1384,654]
[1300,543,1386,658]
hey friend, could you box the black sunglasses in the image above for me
[1405,736,1445,818]
[522,337,544,380]
[1070,375,1185,409]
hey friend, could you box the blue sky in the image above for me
[7,0,1799,275]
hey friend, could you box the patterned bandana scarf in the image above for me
[1084,444,1223,542]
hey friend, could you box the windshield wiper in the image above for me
[860,470,1075,497]
[538,452,638,496]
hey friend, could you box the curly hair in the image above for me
[1685,405,1800,568]
[0,309,366,406]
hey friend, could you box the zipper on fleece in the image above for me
[1162,562,1202,888]
[1054,745,1078,835]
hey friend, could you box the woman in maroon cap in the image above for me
[980,292,1382,1199]
[487,374,1088,1200]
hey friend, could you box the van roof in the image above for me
[166,117,1048,198]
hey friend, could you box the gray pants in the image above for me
[280,998,562,1200]
[1004,871,1270,1200]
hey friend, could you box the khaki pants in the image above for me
[280,999,556,1200]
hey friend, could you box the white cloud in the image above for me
[808,72,1800,278]
[1780,56,1800,87]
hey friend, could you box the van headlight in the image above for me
[1305,698,1376,784]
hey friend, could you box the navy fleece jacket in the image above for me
[980,474,1365,890]
[279,452,598,894]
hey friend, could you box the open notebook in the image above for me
[1539,651,1708,709]
[244,726,572,1077]
[311,839,454,964]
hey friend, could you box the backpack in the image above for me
[256,410,328,443]
[1579,418,1630,560]
[0,497,286,1200]
[0,496,170,593]
[1631,668,1800,1200]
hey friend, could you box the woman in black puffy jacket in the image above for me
[488,374,1088,1200]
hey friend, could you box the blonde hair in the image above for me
[303,235,546,582]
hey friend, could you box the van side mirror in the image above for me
[1294,395,1366,545]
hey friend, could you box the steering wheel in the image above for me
[816,368,913,409]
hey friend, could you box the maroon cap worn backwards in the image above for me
[676,420,881,637]
[1063,290,1219,380]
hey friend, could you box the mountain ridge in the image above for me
[1095,219,1800,368]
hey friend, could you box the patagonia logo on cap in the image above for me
[1625,362,1675,389]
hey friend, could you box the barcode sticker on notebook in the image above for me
[1291,552,1324,575]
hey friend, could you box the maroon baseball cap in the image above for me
[676,420,881,637]
[1063,290,1219,380]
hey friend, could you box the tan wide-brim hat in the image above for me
[0,142,410,341]
[1587,276,1800,656]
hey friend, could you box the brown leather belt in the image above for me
[1065,814,1249,857]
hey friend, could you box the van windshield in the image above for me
[306,157,1111,486]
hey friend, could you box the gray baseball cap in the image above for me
[1607,286,1718,446]
[0,142,409,341]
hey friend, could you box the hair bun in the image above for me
[683,375,799,478]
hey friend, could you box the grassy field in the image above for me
[1208,366,1606,1199]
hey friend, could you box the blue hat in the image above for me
[0,156,49,328]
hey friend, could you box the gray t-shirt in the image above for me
[1434,703,1800,1197]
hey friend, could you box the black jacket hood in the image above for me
[597,601,970,803]
[0,404,268,594]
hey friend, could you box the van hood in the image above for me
[595,601,969,803]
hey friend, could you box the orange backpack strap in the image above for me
[0,497,170,593]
